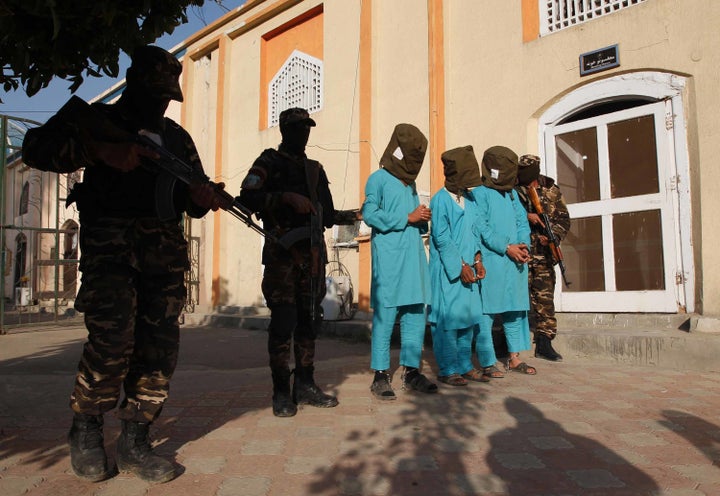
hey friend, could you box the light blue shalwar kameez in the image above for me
[428,188,496,376]
[474,185,532,353]
[362,168,431,371]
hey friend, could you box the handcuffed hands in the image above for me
[506,243,531,264]
[460,263,476,284]
[408,204,431,224]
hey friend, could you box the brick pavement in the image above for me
[2,325,720,495]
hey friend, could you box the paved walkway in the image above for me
[2,324,720,495]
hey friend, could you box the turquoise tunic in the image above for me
[362,168,430,309]
[474,185,531,314]
[428,188,483,330]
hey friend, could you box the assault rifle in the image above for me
[527,186,571,287]
[63,96,274,242]
[309,203,324,323]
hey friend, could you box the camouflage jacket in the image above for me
[515,175,571,258]
[239,148,356,231]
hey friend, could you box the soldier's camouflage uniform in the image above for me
[22,99,210,423]
[516,175,571,339]
[239,147,356,377]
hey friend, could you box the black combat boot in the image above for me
[534,334,563,361]
[116,420,176,483]
[272,368,298,417]
[67,413,112,482]
[293,366,339,408]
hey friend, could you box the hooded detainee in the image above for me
[474,146,537,375]
[428,145,505,386]
[362,123,438,399]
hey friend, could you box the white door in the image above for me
[546,101,683,312]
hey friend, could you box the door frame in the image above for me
[537,72,693,313]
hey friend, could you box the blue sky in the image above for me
[0,1,246,124]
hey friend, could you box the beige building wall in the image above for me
[175,0,719,316]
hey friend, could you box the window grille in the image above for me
[268,50,323,127]
[540,0,647,35]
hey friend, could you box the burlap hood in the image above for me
[441,145,482,195]
[380,123,428,184]
[481,145,519,192]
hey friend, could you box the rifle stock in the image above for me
[527,186,571,287]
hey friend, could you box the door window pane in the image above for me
[608,115,659,198]
[563,216,604,292]
[613,209,665,291]
[555,128,600,204]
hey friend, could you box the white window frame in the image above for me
[268,50,323,128]
[539,0,647,36]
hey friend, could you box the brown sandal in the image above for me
[438,374,468,386]
[482,365,505,379]
[462,369,491,383]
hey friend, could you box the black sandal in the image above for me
[402,369,439,394]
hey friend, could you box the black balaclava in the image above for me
[380,123,428,184]
[279,107,316,156]
[117,45,184,130]
[441,145,482,196]
[481,145,519,192]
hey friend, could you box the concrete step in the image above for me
[182,308,720,373]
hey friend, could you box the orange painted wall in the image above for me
[521,0,540,42]
[259,7,324,129]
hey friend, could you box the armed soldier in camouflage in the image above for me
[22,46,223,483]
[515,155,571,361]
[238,107,358,418]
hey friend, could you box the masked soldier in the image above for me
[22,45,224,483]
[515,154,571,361]
[238,108,358,417]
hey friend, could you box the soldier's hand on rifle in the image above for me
[527,212,545,228]
[408,204,431,224]
[538,234,549,246]
[281,192,317,214]
[190,181,227,211]
[87,140,160,172]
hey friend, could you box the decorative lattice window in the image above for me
[540,0,647,35]
[268,50,323,128]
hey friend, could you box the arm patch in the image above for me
[241,167,267,190]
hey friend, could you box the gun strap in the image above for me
[304,159,320,206]
[155,173,179,221]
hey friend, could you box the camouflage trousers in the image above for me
[528,253,558,339]
[71,217,188,423]
[261,239,327,373]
